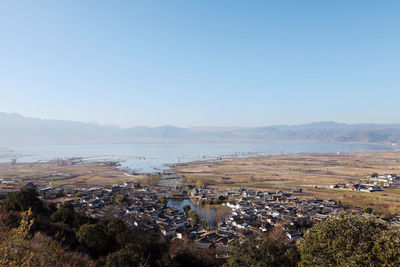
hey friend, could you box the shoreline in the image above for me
[2,150,400,214]
[0,141,396,174]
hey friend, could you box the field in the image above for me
[172,152,400,214]
[0,160,138,188]
[2,151,400,214]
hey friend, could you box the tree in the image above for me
[188,210,200,224]
[183,204,191,214]
[0,206,20,242]
[371,229,400,266]
[157,195,167,206]
[50,202,75,226]
[107,218,126,236]
[364,206,374,214]
[196,179,204,188]
[2,187,44,214]
[105,244,150,267]
[174,248,218,267]
[105,236,171,267]
[76,223,113,256]
[0,209,62,266]
[114,194,129,205]
[298,215,389,266]
[371,172,379,177]
[224,237,292,267]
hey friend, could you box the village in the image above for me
[329,173,400,192]
[4,170,399,258]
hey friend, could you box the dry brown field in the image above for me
[0,161,137,188]
[172,152,400,214]
[2,151,400,214]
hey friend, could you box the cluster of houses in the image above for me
[330,174,399,193]
[329,183,382,192]
[190,187,218,201]
[8,174,396,256]
[79,185,341,252]
[221,188,339,240]
[361,174,399,187]
[14,178,342,252]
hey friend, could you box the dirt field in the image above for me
[2,151,400,214]
[172,152,400,214]
[0,161,138,188]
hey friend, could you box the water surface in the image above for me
[0,142,393,173]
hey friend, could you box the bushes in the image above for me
[104,235,170,267]
[2,187,45,214]
[224,237,294,267]
[298,215,399,266]
[50,202,90,229]
[174,247,218,267]
[76,223,114,257]
[372,229,400,266]
[0,209,63,266]
[51,202,75,226]
[225,216,400,267]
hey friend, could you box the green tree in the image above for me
[105,244,150,267]
[114,194,129,205]
[0,209,62,266]
[364,206,374,214]
[188,210,200,224]
[50,202,75,226]
[174,247,218,267]
[224,237,291,267]
[298,215,388,266]
[183,204,191,214]
[2,187,44,214]
[371,229,400,266]
[105,236,170,267]
[76,223,113,256]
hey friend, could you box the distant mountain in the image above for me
[0,112,399,146]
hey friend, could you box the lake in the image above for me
[0,142,394,173]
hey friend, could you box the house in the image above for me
[293,188,302,194]
[285,230,302,240]
[160,226,175,237]
[195,240,213,249]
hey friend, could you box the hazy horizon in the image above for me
[3,111,400,129]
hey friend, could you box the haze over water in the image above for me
[0,142,394,173]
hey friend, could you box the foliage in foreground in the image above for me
[298,214,400,266]
[2,188,44,214]
[224,227,298,267]
[0,209,62,266]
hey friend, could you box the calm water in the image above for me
[0,142,394,173]
[167,199,217,226]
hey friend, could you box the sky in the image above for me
[0,1,399,127]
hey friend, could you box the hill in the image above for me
[0,112,399,145]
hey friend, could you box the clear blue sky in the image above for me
[0,1,399,127]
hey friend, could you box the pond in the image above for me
[167,199,217,227]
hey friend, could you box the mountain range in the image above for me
[0,112,400,146]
